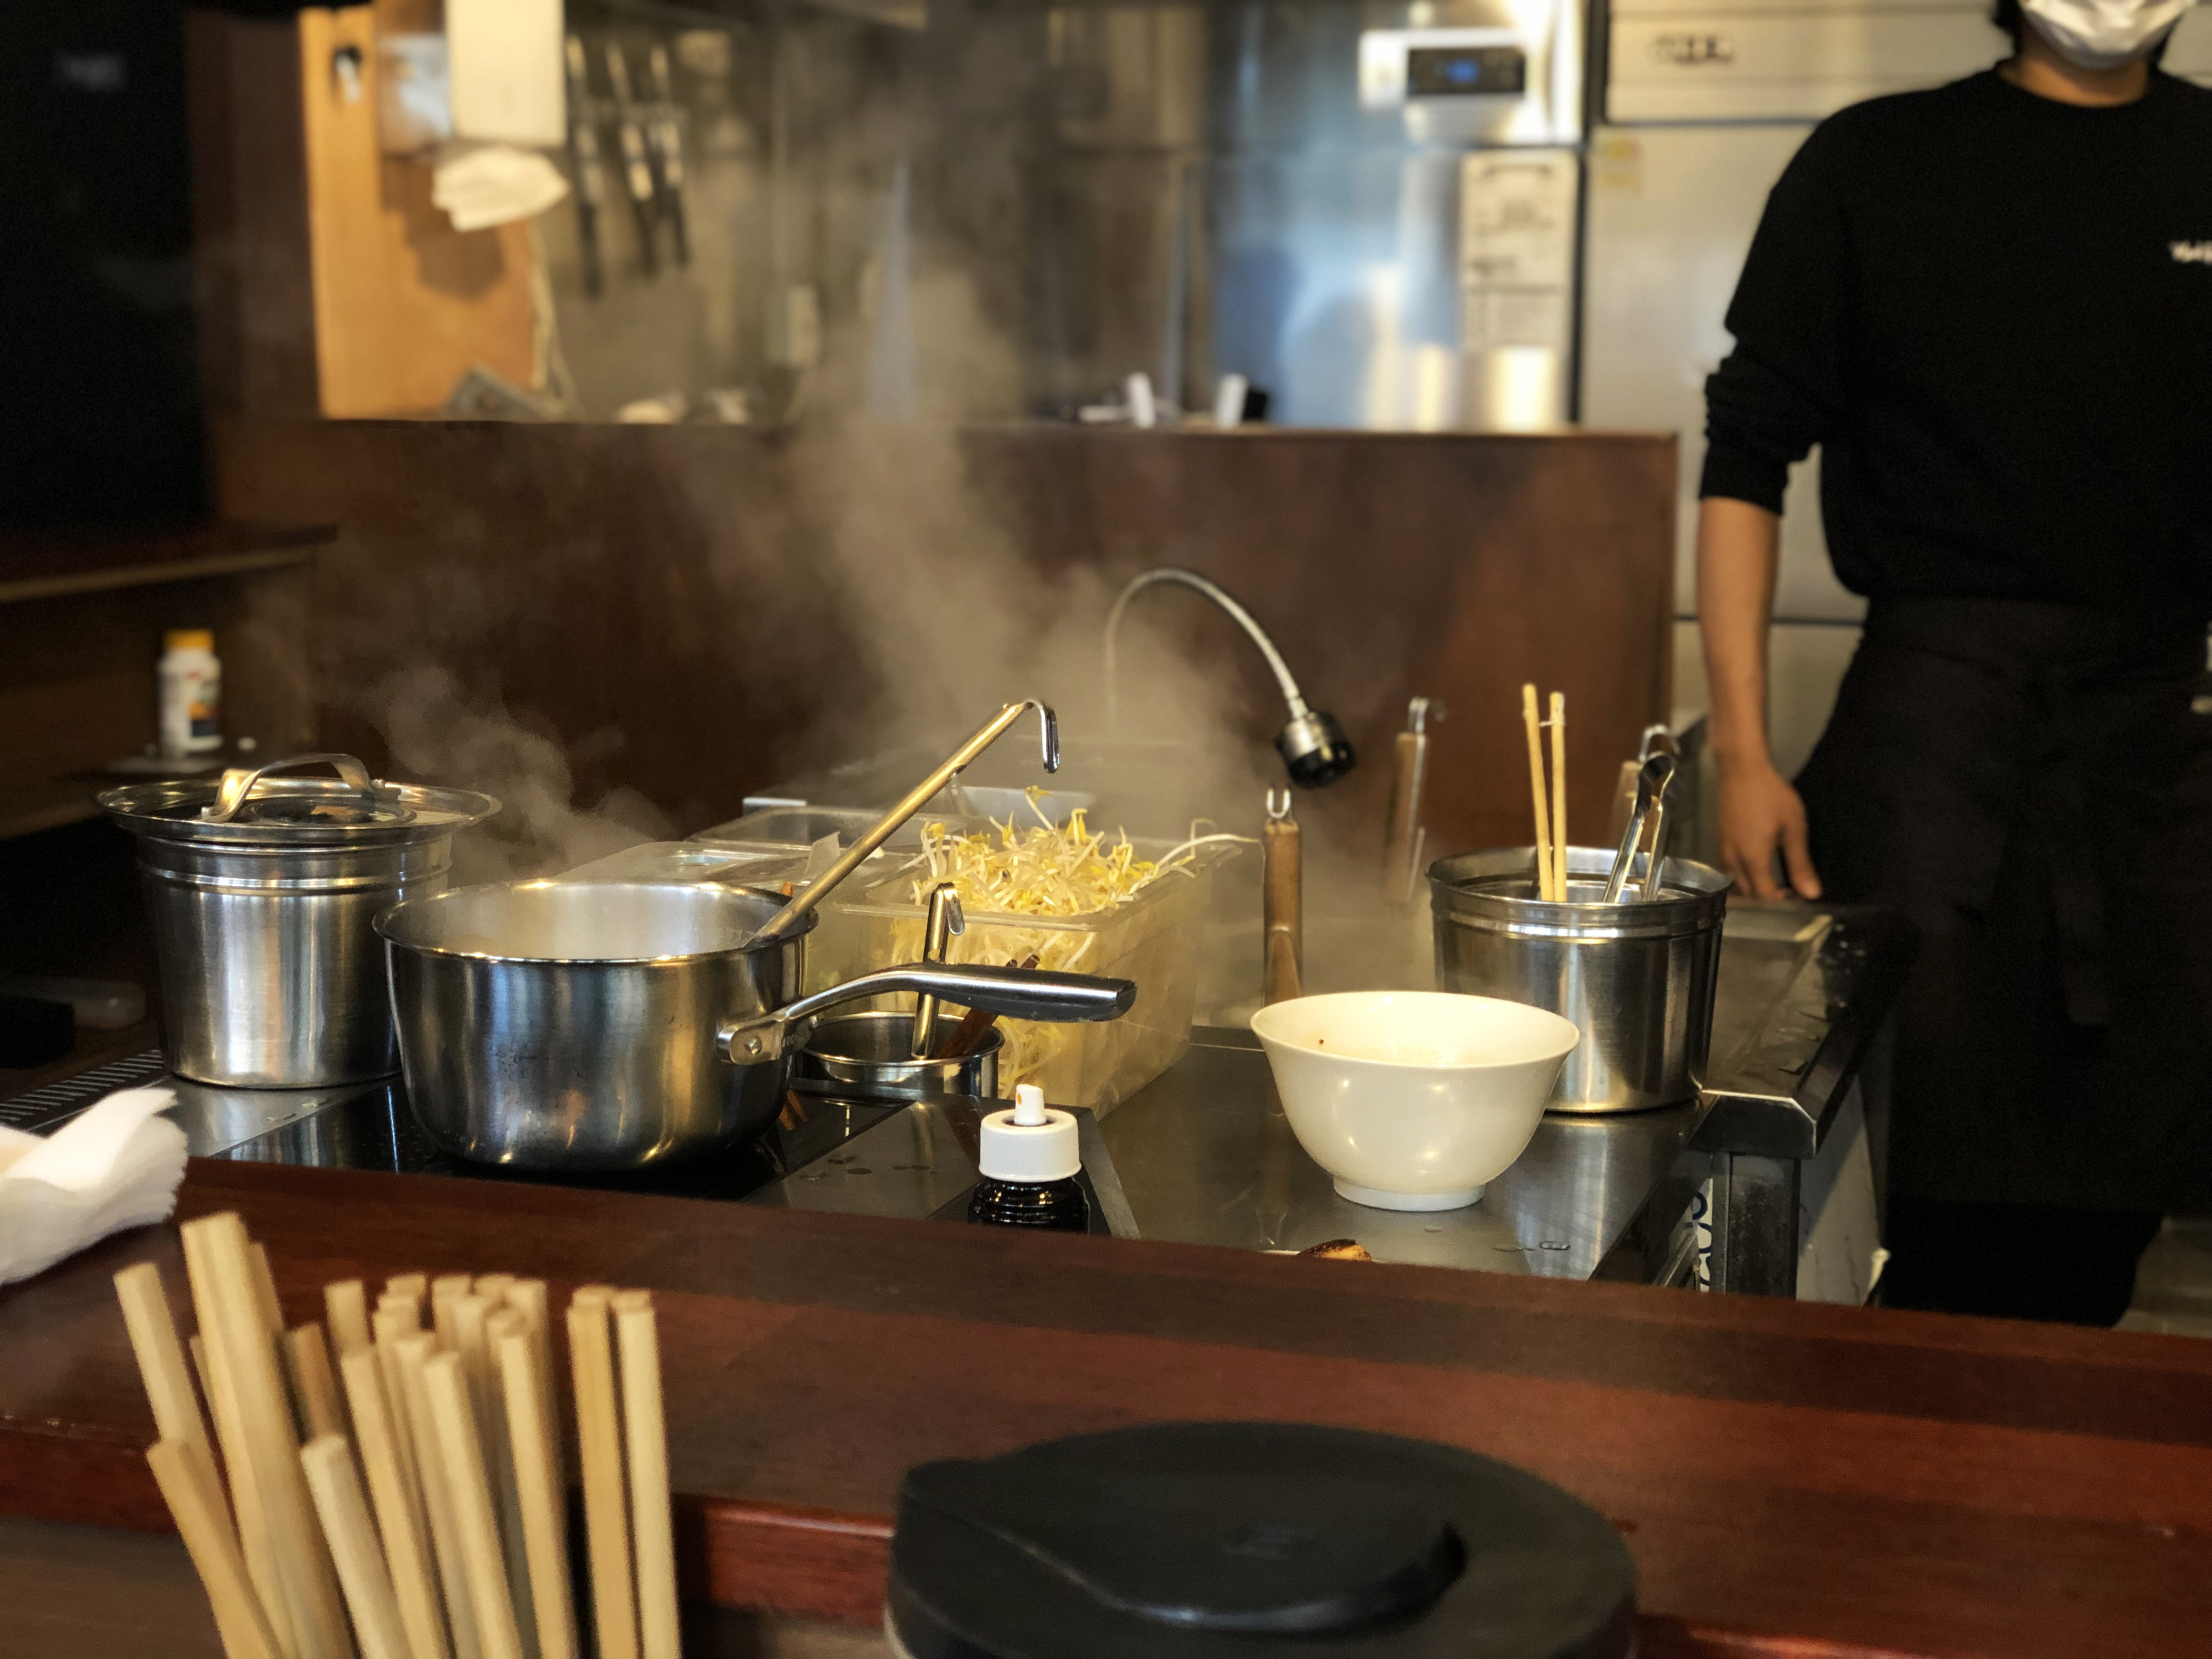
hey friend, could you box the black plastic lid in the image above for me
[887,1422,1635,1659]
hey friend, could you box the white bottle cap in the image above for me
[978,1085,1080,1183]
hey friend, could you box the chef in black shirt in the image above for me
[1697,1,2212,1323]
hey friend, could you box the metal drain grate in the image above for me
[0,1049,169,1135]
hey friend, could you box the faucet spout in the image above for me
[1102,567,1356,788]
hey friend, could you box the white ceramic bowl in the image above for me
[1250,991,1581,1212]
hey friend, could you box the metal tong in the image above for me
[1600,750,1678,904]
[754,700,1059,944]
[1381,696,1444,904]
[910,882,965,1058]
[1263,789,1302,1004]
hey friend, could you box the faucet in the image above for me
[1103,567,1357,789]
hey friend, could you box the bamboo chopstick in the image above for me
[373,1307,427,1515]
[481,1308,538,1659]
[386,1274,429,1306]
[430,1278,471,1361]
[501,1281,566,1508]
[182,1226,294,1659]
[1549,690,1568,901]
[325,1281,372,1359]
[115,1262,218,1470]
[149,1438,285,1659]
[287,1326,349,1444]
[249,1243,285,1343]
[395,1333,486,1659]
[423,1352,527,1659]
[302,1434,413,1659]
[613,1293,679,1659]
[1522,684,1555,900]
[567,1289,639,1659]
[448,1295,494,1432]
[192,1215,354,1659]
[496,1328,578,1659]
[337,1348,451,1659]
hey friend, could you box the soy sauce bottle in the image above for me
[969,1085,1088,1232]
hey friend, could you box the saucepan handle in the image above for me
[718,962,1135,1065]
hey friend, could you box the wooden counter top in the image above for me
[4,1159,2209,1659]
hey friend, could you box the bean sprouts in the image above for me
[899,789,1250,917]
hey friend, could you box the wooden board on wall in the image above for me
[295,5,538,416]
[187,3,539,419]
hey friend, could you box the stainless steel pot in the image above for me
[795,1011,1002,1101]
[101,754,497,1087]
[1430,847,1729,1115]
[377,881,1132,1170]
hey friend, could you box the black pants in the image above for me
[1798,599,2212,1212]
[1878,1199,2162,1327]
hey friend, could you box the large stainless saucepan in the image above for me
[377,881,1133,1170]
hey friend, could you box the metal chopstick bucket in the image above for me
[101,754,497,1088]
[1429,847,1728,1115]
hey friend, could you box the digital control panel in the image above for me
[1407,44,1527,97]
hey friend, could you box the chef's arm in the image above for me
[1697,496,1821,901]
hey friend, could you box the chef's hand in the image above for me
[1717,758,1821,901]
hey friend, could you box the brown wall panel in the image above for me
[966,426,1677,856]
[213,418,1673,866]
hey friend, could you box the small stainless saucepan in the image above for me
[377,881,1133,1170]
[793,1011,1004,1102]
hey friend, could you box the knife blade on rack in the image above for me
[563,35,608,297]
[602,41,661,275]
[644,43,691,267]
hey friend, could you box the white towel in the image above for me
[431,140,569,232]
[0,1087,187,1286]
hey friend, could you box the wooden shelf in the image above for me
[0,775,110,842]
[0,523,332,608]
[0,527,324,843]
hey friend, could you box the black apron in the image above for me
[1797,597,2212,1215]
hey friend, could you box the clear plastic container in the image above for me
[804,840,1238,1115]
[555,840,817,889]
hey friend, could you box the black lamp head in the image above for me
[1275,708,1357,789]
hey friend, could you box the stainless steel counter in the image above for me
[0,902,1908,1299]
[1094,1027,1702,1281]
[751,902,1911,1294]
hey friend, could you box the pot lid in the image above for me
[100,753,498,845]
[886,1422,1635,1659]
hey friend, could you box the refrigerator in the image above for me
[1031,0,1590,430]
[1579,0,2212,776]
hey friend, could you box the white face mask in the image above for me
[2021,0,2195,69]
